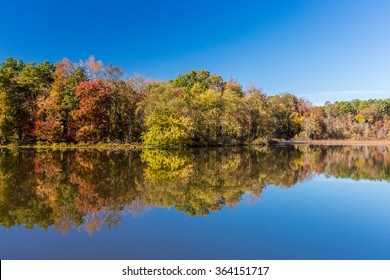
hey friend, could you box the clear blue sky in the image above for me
[1,0,389,104]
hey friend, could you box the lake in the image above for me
[1,145,390,259]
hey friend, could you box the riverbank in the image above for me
[2,139,390,150]
[278,139,390,146]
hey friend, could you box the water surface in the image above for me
[1,145,390,259]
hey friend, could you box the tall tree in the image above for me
[72,79,112,143]
[138,82,194,148]
[35,58,86,141]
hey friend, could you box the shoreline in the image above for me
[1,139,390,150]
[277,139,390,146]
[0,143,144,150]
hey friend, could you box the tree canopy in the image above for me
[1,56,390,146]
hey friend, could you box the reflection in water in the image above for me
[0,145,389,234]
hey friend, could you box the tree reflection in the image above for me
[0,145,390,234]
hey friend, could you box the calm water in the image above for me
[1,145,390,259]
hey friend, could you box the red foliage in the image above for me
[72,80,112,142]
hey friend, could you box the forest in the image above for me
[1,56,390,147]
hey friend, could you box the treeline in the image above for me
[1,145,389,233]
[1,56,390,147]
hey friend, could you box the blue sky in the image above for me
[0,0,389,104]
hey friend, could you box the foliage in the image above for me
[0,58,54,143]
[169,70,225,94]
[142,112,194,148]
[72,80,112,143]
[2,56,390,145]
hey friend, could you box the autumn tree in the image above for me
[301,107,327,139]
[268,93,303,139]
[72,79,112,143]
[35,58,87,141]
[243,87,275,142]
[169,70,225,93]
[138,82,194,148]
[106,71,148,143]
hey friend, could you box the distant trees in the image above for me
[1,56,390,146]
[319,99,390,140]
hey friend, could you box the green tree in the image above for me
[0,58,54,143]
[244,87,275,142]
[169,70,225,93]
